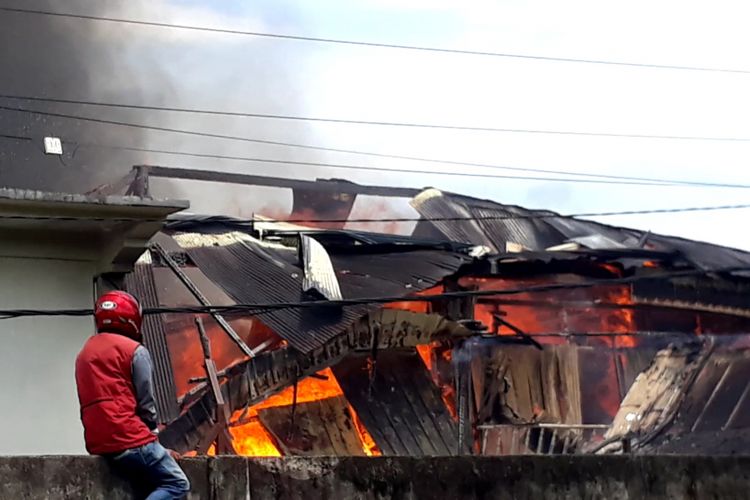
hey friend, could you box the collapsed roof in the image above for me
[106,168,750,456]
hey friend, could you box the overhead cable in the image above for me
[73,141,750,190]
[5,94,750,143]
[1,6,749,74]
[1,202,750,224]
[4,128,745,188]
[4,104,750,191]
[4,96,750,143]
[0,265,747,320]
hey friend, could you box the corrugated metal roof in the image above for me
[411,189,750,272]
[333,349,461,456]
[124,264,179,423]
[173,231,468,353]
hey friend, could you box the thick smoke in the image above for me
[0,0,163,191]
[0,0,315,206]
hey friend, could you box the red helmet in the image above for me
[94,291,143,340]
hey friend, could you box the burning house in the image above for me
[85,165,750,458]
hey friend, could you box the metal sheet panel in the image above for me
[258,396,367,456]
[125,263,179,423]
[301,234,342,300]
[332,349,460,456]
[182,236,466,354]
[411,189,750,273]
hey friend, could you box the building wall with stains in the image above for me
[0,255,95,454]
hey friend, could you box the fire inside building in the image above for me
[95,165,750,458]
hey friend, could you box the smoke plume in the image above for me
[0,0,316,206]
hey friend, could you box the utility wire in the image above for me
[0,132,668,187]
[5,95,750,143]
[60,144,693,187]
[1,202,749,224]
[0,265,747,319]
[4,103,750,191]
[1,6,749,75]
[74,141,750,190]
[5,93,750,144]
[2,128,741,188]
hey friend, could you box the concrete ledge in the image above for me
[1,455,749,499]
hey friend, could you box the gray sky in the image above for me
[3,0,750,248]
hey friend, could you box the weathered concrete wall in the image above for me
[1,455,749,499]
[0,257,94,455]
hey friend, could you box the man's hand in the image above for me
[167,449,182,460]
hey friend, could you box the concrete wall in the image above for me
[1,455,749,499]
[0,256,95,454]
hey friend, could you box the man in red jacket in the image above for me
[75,291,190,500]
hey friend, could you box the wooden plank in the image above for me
[540,350,561,422]
[561,346,582,424]
[258,396,366,456]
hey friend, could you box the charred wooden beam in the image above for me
[194,317,236,455]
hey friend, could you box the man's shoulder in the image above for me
[81,333,143,355]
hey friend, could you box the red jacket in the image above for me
[75,332,157,455]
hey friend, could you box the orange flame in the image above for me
[416,342,457,420]
[229,421,282,457]
[227,368,380,456]
[349,403,381,456]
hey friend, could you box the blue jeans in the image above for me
[108,441,190,500]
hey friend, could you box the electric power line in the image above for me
[3,104,750,191]
[0,265,747,319]
[1,6,749,75]
[3,128,743,189]
[1,202,749,224]
[64,143,698,187]
[75,141,750,190]
[5,94,750,143]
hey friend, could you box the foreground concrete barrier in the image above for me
[0,455,749,499]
